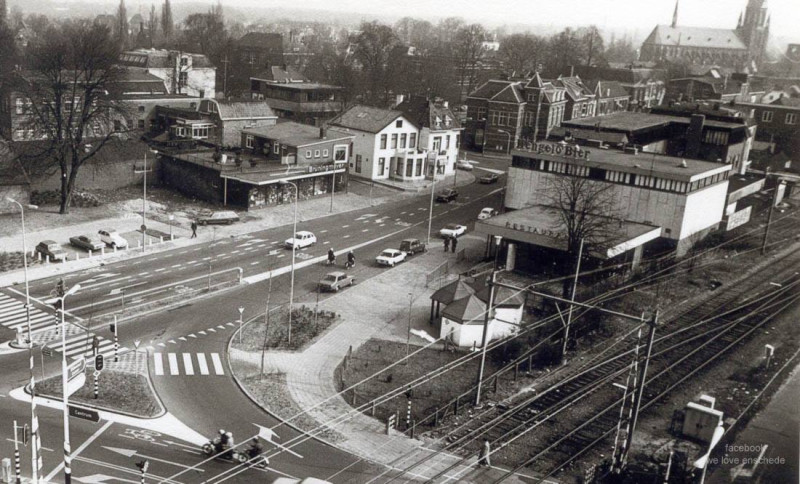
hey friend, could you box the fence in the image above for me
[425,260,451,289]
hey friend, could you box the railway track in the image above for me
[407,251,800,483]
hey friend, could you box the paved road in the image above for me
[0,169,510,483]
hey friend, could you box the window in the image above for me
[246,135,254,149]
[455,134,460,148]
[334,146,347,161]
[179,72,188,87]
[406,159,413,177]
[476,107,487,120]
[409,133,416,148]
[433,137,442,151]
[391,134,398,149]
[113,120,122,132]
[786,113,798,125]
[192,126,209,139]
[498,112,508,126]
[14,129,24,140]
[180,56,189,66]
[490,112,499,125]
[314,149,321,158]
[400,133,407,148]
[305,150,312,158]
[378,157,385,174]
[395,120,403,128]
[323,149,329,157]
[15,98,24,114]
[761,111,773,122]
[416,159,422,176]
[138,105,145,113]
[355,155,362,173]
[380,134,387,149]
[273,143,281,155]
[446,135,451,149]
[524,111,534,127]
[137,119,145,129]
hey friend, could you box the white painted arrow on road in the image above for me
[254,424,303,458]
[73,474,140,484]
[103,446,203,471]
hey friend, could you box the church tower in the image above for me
[737,0,770,69]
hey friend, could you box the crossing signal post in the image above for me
[135,459,149,484]
[94,355,104,399]
[111,317,119,362]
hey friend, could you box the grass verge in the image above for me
[232,305,339,352]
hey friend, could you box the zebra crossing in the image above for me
[0,292,58,334]
[152,352,226,376]
[55,332,123,360]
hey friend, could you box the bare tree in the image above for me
[498,33,548,76]
[453,23,486,103]
[353,21,398,106]
[116,0,129,51]
[13,20,131,214]
[544,172,618,297]
[579,25,605,67]
[147,4,159,48]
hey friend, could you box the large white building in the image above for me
[327,105,429,182]
[118,49,217,99]
[395,96,463,179]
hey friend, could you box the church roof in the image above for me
[643,25,747,50]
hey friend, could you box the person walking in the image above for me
[191,220,198,238]
[478,439,491,467]
[443,236,450,252]
[451,236,458,253]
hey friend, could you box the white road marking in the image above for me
[323,241,330,245]
[216,325,225,329]
[199,331,207,335]
[44,420,113,482]
[188,334,197,338]
[179,337,187,341]
[182,353,194,375]
[342,225,349,228]
[137,272,149,276]
[343,235,350,239]
[319,230,328,233]
[158,343,166,347]
[251,261,260,265]
[197,353,209,375]
[168,353,179,375]
[153,353,164,376]
[210,353,224,375]
[231,250,240,254]
[207,328,216,333]
[362,229,369,232]
[155,268,165,272]
[171,264,182,268]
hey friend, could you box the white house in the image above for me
[118,49,217,99]
[326,105,428,182]
[395,96,463,179]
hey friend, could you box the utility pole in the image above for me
[562,238,584,365]
[761,179,782,255]
[475,269,497,406]
[221,55,229,99]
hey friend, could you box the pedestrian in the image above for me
[478,439,491,467]
[191,220,198,238]
[451,236,458,253]
[443,236,450,252]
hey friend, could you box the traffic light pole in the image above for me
[112,316,119,362]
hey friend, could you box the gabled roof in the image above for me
[442,294,486,325]
[554,76,594,101]
[431,279,476,305]
[467,80,519,101]
[771,96,800,108]
[327,105,414,133]
[642,25,746,50]
[525,72,545,89]
[474,284,525,308]
[237,32,283,50]
[587,80,629,99]
[493,83,525,103]
[252,65,309,83]
[210,100,276,120]
[396,96,462,131]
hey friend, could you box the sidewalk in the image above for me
[230,235,536,482]
[0,171,474,287]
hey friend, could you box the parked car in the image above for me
[479,173,499,184]
[439,224,467,238]
[35,240,67,261]
[69,235,105,251]
[284,231,317,249]
[98,230,128,249]
[456,160,474,171]
[376,249,407,267]
[399,238,426,256]
[436,189,459,203]
[197,210,240,225]
[319,271,355,292]
[478,207,499,220]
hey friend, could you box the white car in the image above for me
[375,249,407,267]
[478,207,499,220]
[456,160,474,171]
[439,224,467,238]
[284,231,317,249]
[98,229,128,249]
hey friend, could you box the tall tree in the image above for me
[498,33,548,76]
[116,0,129,50]
[14,20,130,214]
[146,4,159,48]
[453,23,486,103]
[161,0,173,44]
[579,25,605,67]
[605,34,636,64]
[353,21,398,106]
[546,28,583,75]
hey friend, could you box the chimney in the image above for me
[686,114,705,159]
[569,65,575,77]
[395,94,405,107]
[319,126,325,139]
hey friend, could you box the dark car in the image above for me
[69,235,105,251]
[197,211,240,225]
[399,238,427,256]
[436,189,459,203]
[479,173,499,184]
[35,240,67,262]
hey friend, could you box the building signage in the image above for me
[505,221,565,239]
[532,142,590,160]
[726,206,752,231]
[306,163,337,174]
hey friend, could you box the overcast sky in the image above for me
[217,0,799,40]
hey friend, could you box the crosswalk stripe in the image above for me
[197,353,209,375]
[154,353,164,376]
[211,353,224,375]
[182,353,194,375]
[168,353,179,375]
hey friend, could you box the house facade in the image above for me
[553,76,596,121]
[574,64,666,111]
[734,96,800,157]
[395,96,463,178]
[326,105,428,182]
[587,80,630,115]
[118,49,216,99]
[198,99,277,148]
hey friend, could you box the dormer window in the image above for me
[435,116,442,127]
[180,56,189,66]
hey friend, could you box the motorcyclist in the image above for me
[213,429,226,453]
[247,437,264,461]
[327,248,336,265]
[223,431,234,459]
[346,250,355,268]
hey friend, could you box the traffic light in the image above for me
[109,323,116,334]
[135,460,149,473]
[95,354,104,372]
[22,424,29,447]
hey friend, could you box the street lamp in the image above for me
[426,175,436,245]
[57,282,81,484]
[279,179,299,347]
[6,197,42,483]
[406,293,413,363]
[497,129,512,154]
[475,235,502,406]
[137,149,158,252]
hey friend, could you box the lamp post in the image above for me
[6,197,41,484]
[426,176,436,245]
[279,179,299,346]
[168,214,174,241]
[475,235,502,406]
[138,149,158,252]
[57,283,81,484]
[406,293,413,363]
[497,129,511,154]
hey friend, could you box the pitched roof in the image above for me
[213,100,276,120]
[493,83,525,103]
[642,25,747,50]
[327,105,413,133]
[525,72,545,89]
[473,284,525,308]
[252,65,309,83]
[396,97,462,131]
[118,49,215,69]
[442,294,486,325]
[467,80,518,101]
[237,32,283,50]
[771,96,800,108]
[553,76,594,101]
[431,279,476,305]
[586,80,629,99]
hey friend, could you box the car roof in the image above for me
[212,211,238,217]
[41,240,57,245]
[326,271,346,277]
[296,230,314,236]
[382,249,400,253]
[401,238,418,242]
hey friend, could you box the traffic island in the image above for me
[232,305,339,352]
